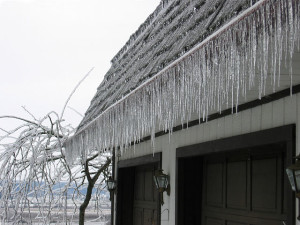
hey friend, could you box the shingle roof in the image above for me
[77,0,259,131]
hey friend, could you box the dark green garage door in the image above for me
[178,143,290,225]
[116,162,160,225]
[202,146,287,225]
[133,165,159,225]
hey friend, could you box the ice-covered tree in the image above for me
[0,70,112,225]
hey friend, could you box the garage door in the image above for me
[202,145,287,225]
[117,154,161,225]
[133,165,159,225]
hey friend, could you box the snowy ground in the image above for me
[0,208,111,225]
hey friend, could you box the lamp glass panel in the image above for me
[157,176,165,188]
[286,168,296,191]
[157,175,168,189]
[107,180,116,190]
[295,169,300,192]
[107,181,112,189]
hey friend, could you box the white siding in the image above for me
[272,98,285,127]
[117,93,300,225]
[261,103,273,130]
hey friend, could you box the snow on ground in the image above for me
[0,208,111,225]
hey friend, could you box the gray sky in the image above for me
[0,0,160,131]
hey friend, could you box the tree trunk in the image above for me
[79,181,94,225]
[78,158,111,225]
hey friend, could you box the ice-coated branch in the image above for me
[0,107,111,224]
[60,67,94,121]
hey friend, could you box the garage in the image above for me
[177,125,294,225]
[116,154,161,225]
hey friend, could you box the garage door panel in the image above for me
[153,210,158,225]
[133,208,143,225]
[227,160,247,209]
[206,162,224,207]
[252,157,278,212]
[145,170,154,201]
[143,209,153,225]
[204,210,285,225]
[134,170,144,201]
[204,216,224,225]
[226,221,247,225]
[202,147,286,224]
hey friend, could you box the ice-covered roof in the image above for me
[66,0,300,162]
[77,0,259,131]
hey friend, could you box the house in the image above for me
[66,0,300,224]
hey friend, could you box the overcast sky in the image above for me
[0,0,160,131]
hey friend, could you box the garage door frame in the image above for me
[176,124,295,225]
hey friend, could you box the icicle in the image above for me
[66,0,300,163]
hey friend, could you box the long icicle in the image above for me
[66,0,300,163]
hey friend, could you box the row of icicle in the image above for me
[65,0,300,164]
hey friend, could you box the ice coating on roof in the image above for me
[78,0,259,131]
[66,0,300,163]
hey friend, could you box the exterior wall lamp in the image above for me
[286,155,300,220]
[153,169,170,205]
[106,176,117,201]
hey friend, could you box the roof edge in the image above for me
[66,0,299,164]
[75,0,270,136]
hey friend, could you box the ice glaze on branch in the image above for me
[0,69,111,224]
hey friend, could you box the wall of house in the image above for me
[115,92,300,225]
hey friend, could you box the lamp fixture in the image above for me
[106,176,117,201]
[153,169,170,205]
[286,154,300,220]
